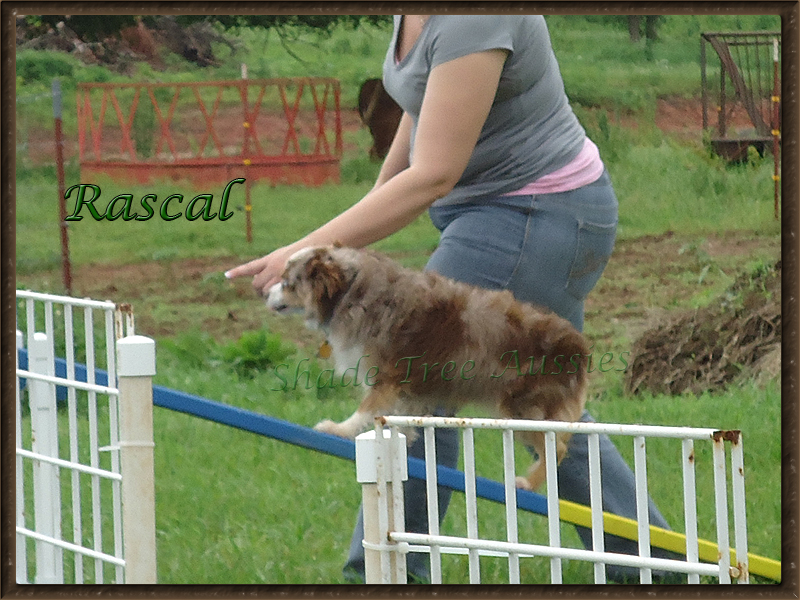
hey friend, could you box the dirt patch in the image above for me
[654,95,757,136]
[573,95,761,144]
[582,231,779,334]
[18,231,781,372]
[624,260,781,395]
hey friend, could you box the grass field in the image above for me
[14,14,783,585]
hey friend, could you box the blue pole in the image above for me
[152,383,549,515]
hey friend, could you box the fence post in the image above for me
[116,335,157,584]
[356,429,408,584]
[52,78,72,295]
[772,37,780,220]
[28,332,64,584]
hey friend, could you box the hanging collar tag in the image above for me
[318,340,332,359]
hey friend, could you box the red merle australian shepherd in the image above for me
[266,245,588,490]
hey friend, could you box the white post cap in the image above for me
[116,335,156,377]
[356,428,408,483]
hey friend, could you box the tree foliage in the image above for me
[18,14,392,68]
[173,15,390,33]
[22,15,139,41]
[23,14,390,41]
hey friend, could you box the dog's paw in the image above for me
[515,476,534,491]
[313,419,337,433]
[313,420,349,438]
[399,426,419,446]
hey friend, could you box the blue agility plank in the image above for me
[153,384,357,462]
[15,348,547,516]
[151,385,548,516]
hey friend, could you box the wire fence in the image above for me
[358,416,753,585]
[15,290,156,584]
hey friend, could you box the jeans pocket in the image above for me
[565,219,617,301]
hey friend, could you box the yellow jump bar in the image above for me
[559,499,781,582]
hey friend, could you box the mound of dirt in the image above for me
[625,261,781,395]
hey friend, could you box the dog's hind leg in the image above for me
[505,384,578,491]
[313,385,400,439]
[516,430,546,490]
[519,389,584,490]
[514,430,570,491]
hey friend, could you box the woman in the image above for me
[227,15,679,583]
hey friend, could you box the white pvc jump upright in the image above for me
[28,332,64,584]
[356,428,408,584]
[358,416,750,585]
[117,335,158,584]
[15,290,157,584]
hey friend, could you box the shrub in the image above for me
[16,49,76,84]
[218,329,295,378]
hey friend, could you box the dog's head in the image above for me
[266,246,357,327]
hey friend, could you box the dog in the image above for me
[266,245,589,490]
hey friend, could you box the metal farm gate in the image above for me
[701,32,781,219]
[76,78,343,188]
[701,32,781,161]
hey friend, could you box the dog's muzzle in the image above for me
[265,283,289,313]
[266,282,303,315]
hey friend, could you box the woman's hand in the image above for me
[224,244,299,296]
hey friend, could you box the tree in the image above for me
[173,15,390,33]
[627,15,661,43]
[18,15,392,67]
[22,14,389,40]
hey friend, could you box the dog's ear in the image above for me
[305,249,349,322]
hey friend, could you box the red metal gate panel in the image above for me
[76,78,343,187]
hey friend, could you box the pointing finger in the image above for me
[224,256,268,279]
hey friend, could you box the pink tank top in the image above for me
[505,138,605,196]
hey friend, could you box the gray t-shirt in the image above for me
[382,15,586,206]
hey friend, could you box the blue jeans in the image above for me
[344,172,682,583]
[426,170,618,331]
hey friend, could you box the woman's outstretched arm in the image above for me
[225,49,508,295]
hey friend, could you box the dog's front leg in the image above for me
[313,385,400,439]
[314,412,374,439]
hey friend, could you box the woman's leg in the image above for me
[428,175,683,581]
[558,414,684,582]
[497,176,683,580]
